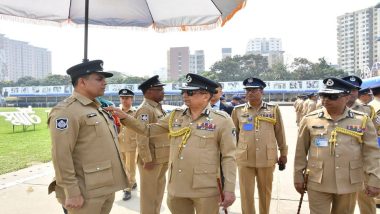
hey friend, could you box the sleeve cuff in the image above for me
[64,185,81,198]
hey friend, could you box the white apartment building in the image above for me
[337,4,380,76]
[246,38,284,68]
[0,34,51,82]
[189,50,205,74]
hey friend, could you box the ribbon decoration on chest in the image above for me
[168,111,191,158]
[253,105,278,129]
[328,115,368,155]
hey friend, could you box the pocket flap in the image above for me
[83,160,112,173]
[194,164,217,174]
[237,143,248,149]
[193,132,214,139]
[309,160,323,169]
[85,118,101,126]
[350,160,363,169]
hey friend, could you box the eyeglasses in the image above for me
[320,94,345,101]
[181,90,208,96]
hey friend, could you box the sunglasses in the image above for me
[181,90,208,96]
[320,94,345,101]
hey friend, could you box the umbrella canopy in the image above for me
[0,0,246,61]
[0,0,246,29]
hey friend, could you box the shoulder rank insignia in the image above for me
[56,118,68,130]
[87,113,97,118]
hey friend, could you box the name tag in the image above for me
[315,137,328,147]
[243,123,253,131]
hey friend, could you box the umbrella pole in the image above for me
[83,0,89,62]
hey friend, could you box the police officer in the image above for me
[294,77,380,214]
[295,95,307,126]
[358,87,373,105]
[342,75,378,214]
[231,77,288,214]
[118,89,137,201]
[135,75,169,214]
[106,73,237,214]
[369,85,380,112]
[48,60,128,214]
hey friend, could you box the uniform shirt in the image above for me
[294,107,380,194]
[231,102,288,167]
[369,97,380,113]
[48,91,127,199]
[120,105,237,198]
[135,98,169,164]
[306,100,317,114]
[118,107,137,152]
[301,99,311,117]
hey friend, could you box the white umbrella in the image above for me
[0,0,247,61]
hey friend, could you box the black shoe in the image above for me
[122,191,131,201]
[132,183,137,190]
[376,204,380,209]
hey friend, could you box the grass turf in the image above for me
[0,107,51,174]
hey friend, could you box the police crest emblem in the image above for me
[140,114,149,121]
[56,118,68,130]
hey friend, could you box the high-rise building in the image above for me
[0,34,52,82]
[167,47,205,81]
[246,38,284,68]
[167,47,190,81]
[189,50,205,74]
[222,48,232,59]
[337,4,380,76]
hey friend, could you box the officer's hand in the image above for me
[294,183,305,194]
[65,194,84,209]
[104,107,127,119]
[144,162,155,170]
[220,191,235,209]
[278,156,287,165]
[365,186,380,197]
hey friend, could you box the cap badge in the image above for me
[100,63,103,69]
[122,90,128,93]
[186,75,192,83]
[326,79,334,86]
[349,77,355,82]
[248,78,253,83]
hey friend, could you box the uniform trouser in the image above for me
[138,159,168,214]
[167,194,219,214]
[357,190,376,214]
[238,165,275,214]
[58,193,115,214]
[121,150,137,190]
[308,189,356,214]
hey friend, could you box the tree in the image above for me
[41,74,71,85]
[16,76,40,86]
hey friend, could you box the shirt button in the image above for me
[190,123,193,125]
[256,148,260,151]
[335,144,339,146]
[334,123,338,126]
[96,167,100,170]
[335,155,340,158]
[256,138,259,141]
[95,121,99,124]
[336,166,339,169]
[179,156,184,160]
[178,169,182,173]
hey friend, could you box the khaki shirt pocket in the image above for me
[236,143,248,161]
[85,118,103,137]
[193,132,214,148]
[83,160,114,190]
[266,145,277,160]
[192,164,218,189]
[307,160,323,184]
[154,143,170,159]
[349,160,363,184]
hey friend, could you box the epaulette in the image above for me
[235,103,246,108]
[266,102,276,106]
[350,109,366,116]
[55,96,76,108]
[305,109,322,117]
[212,109,229,118]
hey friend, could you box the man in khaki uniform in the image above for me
[135,75,169,214]
[106,73,237,214]
[305,93,318,115]
[118,89,137,201]
[48,60,128,214]
[294,77,380,214]
[358,87,373,105]
[342,75,378,214]
[295,95,306,126]
[231,77,288,214]
[301,95,311,118]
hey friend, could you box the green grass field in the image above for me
[0,107,52,174]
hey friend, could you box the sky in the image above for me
[0,0,379,77]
